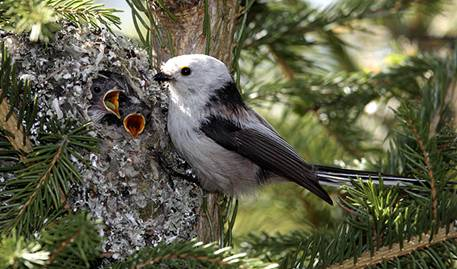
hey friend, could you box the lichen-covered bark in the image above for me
[2,25,202,259]
[149,0,240,243]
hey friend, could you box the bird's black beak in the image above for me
[153,72,172,82]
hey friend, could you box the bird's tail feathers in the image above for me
[314,165,452,187]
[296,177,334,205]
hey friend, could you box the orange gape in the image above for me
[123,113,146,138]
[103,89,122,119]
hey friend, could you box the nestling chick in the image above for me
[88,71,128,123]
[88,71,150,139]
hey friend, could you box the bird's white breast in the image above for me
[167,89,259,194]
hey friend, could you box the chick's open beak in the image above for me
[153,72,172,82]
[123,113,146,138]
[103,88,122,119]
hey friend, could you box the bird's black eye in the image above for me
[180,67,191,76]
[93,86,101,94]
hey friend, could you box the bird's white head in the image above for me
[154,54,233,103]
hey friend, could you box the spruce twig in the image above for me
[46,229,80,265]
[0,0,120,42]
[408,122,438,220]
[267,44,295,80]
[328,225,457,269]
[0,121,98,236]
[111,240,273,269]
[47,0,121,30]
[12,137,66,230]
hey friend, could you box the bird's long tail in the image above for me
[314,165,443,187]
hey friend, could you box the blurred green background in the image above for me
[99,0,457,237]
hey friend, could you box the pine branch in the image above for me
[328,225,457,269]
[110,240,275,269]
[0,213,101,269]
[47,229,80,264]
[42,213,101,268]
[237,1,444,162]
[0,0,120,42]
[0,120,98,236]
[125,0,153,61]
[240,0,420,75]
[241,181,457,268]
[243,54,445,163]
[0,0,57,42]
[13,135,66,228]
[47,0,121,31]
[239,49,457,268]
[407,122,438,220]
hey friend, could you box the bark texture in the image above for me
[2,25,202,259]
[149,0,239,67]
[148,0,240,243]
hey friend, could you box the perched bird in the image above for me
[153,54,423,205]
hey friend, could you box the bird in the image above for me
[118,88,150,139]
[88,71,150,139]
[88,71,125,122]
[153,54,426,205]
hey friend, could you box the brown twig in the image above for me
[328,225,457,269]
[268,44,295,80]
[409,123,438,220]
[46,229,81,266]
[0,88,33,156]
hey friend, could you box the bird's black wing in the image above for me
[200,115,333,205]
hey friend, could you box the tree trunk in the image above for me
[149,1,239,69]
[148,0,240,243]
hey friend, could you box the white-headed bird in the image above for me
[154,54,427,205]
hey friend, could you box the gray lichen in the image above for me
[2,25,202,259]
